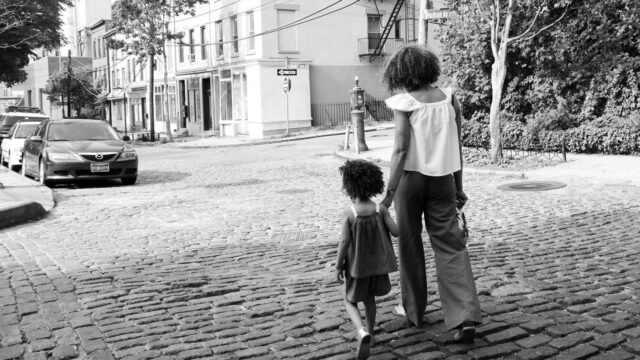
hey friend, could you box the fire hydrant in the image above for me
[350,76,368,152]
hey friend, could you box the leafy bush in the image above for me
[462,114,640,154]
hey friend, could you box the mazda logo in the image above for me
[95,154,103,160]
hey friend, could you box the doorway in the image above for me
[141,98,147,129]
[179,80,186,128]
[202,78,212,131]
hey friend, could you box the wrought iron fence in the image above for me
[311,100,393,127]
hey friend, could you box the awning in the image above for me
[106,89,125,101]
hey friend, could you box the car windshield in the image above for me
[14,124,38,139]
[47,122,119,141]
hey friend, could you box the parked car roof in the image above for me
[1,112,49,118]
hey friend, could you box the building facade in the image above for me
[11,0,451,137]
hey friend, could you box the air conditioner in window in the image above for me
[188,54,196,62]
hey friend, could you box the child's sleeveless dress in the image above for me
[344,204,398,303]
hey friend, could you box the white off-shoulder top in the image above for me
[385,88,461,177]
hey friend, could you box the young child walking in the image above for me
[335,159,399,360]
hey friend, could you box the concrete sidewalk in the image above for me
[335,135,640,186]
[0,166,54,229]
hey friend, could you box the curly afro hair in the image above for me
[383,44,440,92]
[339,159,385,200]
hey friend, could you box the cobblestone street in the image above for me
[1,131,640,360]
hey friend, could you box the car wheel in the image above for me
[121,176,137,185]
[39,160,52,187]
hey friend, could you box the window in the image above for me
[367,15,382,51]
[179,32,185,62]
[127,60,131,82]
[201,26,207,60]
[247,12,255,51]
[230,16,238,54]
[189,29,195,59]
[133,61,137,81]
[215,20,223,57]
[93,40,97,58]
[277,9,297,52]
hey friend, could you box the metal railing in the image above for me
[311,100,394,127]
[358,37,408,57]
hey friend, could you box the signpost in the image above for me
[283,77,291,135]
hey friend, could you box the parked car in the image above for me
[0,111,48,141]
[21,119,138,186]
[0,121,40,171]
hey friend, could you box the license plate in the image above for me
[90,163,109,173]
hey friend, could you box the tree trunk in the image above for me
[163,50,173,142]
[489,59,507,163]
[148,54,155,142]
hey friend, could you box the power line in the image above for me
[169,0,358,47]
[171,0,283,25]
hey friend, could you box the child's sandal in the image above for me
[356,328,371,360]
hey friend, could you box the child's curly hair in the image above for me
[339,160,384,200]
[383,44,440,92]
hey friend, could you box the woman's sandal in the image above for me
[356,328,371,360]
[453,321,476,343]
[392,303,406,317]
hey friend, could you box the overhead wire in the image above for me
[170,0,358,47]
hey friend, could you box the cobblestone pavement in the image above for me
[1,132,640,360]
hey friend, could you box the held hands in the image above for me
[335,268,344,284]
[381,189,395,208]
[457,189,468,209]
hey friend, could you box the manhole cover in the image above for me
[498,181,566,191]
[271,232,316,242]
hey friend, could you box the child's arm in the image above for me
[380,204,399,237]
[335,210,352,283]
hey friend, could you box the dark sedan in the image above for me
[21,119,138,186]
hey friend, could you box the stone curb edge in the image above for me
[333,148,529,178]
[159,125,396,150]
[0,201,47,230]
[0,168,55,230]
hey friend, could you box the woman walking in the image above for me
[380,44,482,342]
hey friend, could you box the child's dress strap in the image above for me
[376,203,380,213]
[350,205,358,218]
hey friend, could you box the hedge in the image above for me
[462,119,640,155]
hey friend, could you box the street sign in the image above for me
[282,77,291,93]
[277,68,297,76]
[423,8,449,20]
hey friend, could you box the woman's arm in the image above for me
[381,110,411,208]
[452,94,467,209]
[380,204,399,237]
[335,211,352,283]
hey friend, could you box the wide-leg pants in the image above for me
[395,171,482,330]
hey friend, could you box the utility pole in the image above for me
[67,49,72,118]
[418,0,427,45]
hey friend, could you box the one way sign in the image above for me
[277,68,297,76]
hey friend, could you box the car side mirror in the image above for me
[29,135,42,142]
[122,135,131,142]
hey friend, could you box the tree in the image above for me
[43,70,99,118]
[440,0,640,136]
[445,0,570,162]
[0,0,72,86]
[111,0,205,142]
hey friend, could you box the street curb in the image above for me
[0,201,47,230]
[333,149,529,178]
[160,125,396,150]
